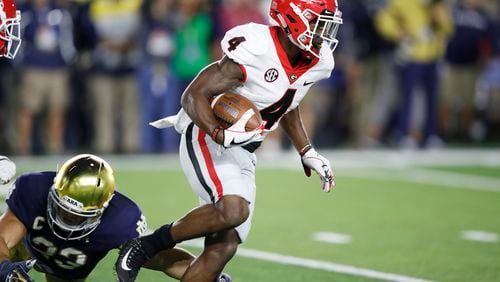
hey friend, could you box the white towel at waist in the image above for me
[149,109,192,134]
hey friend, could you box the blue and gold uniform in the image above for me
[6,171,146,280]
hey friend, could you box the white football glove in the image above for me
[222,109,264,148]
[0,156,16,185]
[301,148,335,192]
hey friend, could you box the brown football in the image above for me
[212,92,262,131]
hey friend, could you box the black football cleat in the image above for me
[115,238,149,282]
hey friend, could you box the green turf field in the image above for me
[7,151,500,282]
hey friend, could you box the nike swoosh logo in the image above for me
[230,139,248,145]
[120,248,133,271]
[303,81,314,86]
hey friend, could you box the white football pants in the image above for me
[179,123,256,242]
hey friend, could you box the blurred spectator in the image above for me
[16,0,76,155]
[376,0,453,149]
[214,0,265,30]
[138,0,177,153]
[0,61,16,153]
[481,0,499,17]
[63,1,96,151]
[211,0,266,59]
[307,7,351,149]
[160,0,213,152]
[88,0,142,154]
[307,69,348,148]
[171,0,213,90]
[441,0,494,141]
[475,58,500,138]
[343,0,398,148]
[474,19,500,141]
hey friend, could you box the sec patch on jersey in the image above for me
[211,93,262,131]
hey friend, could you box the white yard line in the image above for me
[312,231,352,244]
[180,239,434,282]
[340,168,500,193]
[461,230,499,243]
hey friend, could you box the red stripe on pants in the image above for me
[198,130,224,200]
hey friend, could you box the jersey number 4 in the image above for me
[227,36,246,52]
[227,36,297,130]
[260,89,296,129]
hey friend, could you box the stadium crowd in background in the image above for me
[0,0,500,155]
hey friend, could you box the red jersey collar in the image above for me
[268,26,319,84]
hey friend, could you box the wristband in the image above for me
[211,126,223,141]
[299,144,313,156]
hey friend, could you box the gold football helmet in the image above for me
[47,154,115,240]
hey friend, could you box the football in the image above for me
[211,92,262,131]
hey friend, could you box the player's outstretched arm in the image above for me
[0,208,27,262]
[0,208,35,281]
[280,106,311,153]
[280,107,336,192]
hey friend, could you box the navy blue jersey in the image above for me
[6,172,147,279]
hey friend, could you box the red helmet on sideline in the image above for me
[0,0,21,59]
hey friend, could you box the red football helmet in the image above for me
[0,0,21,59]
[270,0,342,58]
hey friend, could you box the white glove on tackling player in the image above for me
[301,148,335,192]
[0,156,16,185]
[222,109,264,148]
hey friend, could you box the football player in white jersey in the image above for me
[115,0,342,281]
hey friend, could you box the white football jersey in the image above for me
[151,23,335,136]
[221,22,335,131]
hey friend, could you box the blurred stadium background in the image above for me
[1,0,500,153]
[1,0,500,281]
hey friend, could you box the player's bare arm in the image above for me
[181,55,244,144]
[280,106,311,152]
[0,210,34,281]
[281,106,336,191]
[0,208,26,261]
